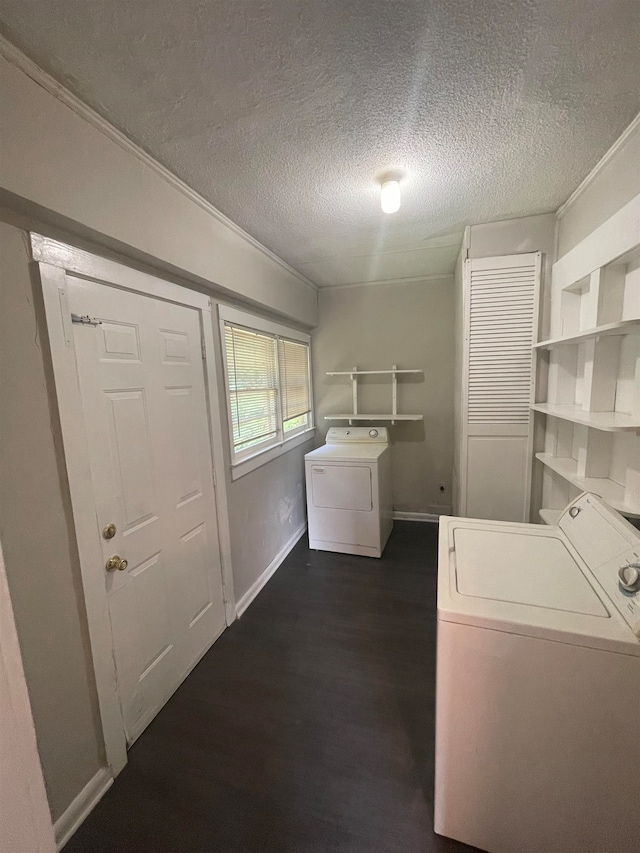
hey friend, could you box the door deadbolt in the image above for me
[105,555,128,572]
[102,523,117,540]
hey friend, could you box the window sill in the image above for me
[230,428,316,481]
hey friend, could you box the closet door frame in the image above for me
[460,252,542,521]
[32,234,236,777]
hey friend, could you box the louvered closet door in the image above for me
[462,253,541,522]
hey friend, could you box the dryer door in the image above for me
[310,464,373,511]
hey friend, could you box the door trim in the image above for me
[32,233,236,776]
[460,252,542,522]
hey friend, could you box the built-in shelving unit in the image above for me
[325,365,424,425]
[531,205,640,522]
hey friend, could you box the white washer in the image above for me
[305,427,393,558]
[435,492,640,853]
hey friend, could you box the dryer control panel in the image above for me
[326,427,390,444]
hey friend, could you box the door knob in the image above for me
[106,555,128,572]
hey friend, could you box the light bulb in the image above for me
[380,179,401,213]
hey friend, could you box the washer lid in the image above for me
[438,517,640,655]
[453,528,607,616]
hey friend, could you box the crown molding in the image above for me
[556,111,640,220]
[320,273,454,292]
[0,35,318,293]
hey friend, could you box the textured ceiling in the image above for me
[1,1,639,287]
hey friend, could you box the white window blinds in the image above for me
[224,324,278,452]
[221,307,313,467]
[278,338,311,429]
[467,256,538,424]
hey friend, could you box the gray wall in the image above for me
[0,222,103,819]
[556,120,640,259]
[0,221,314,823]
[0,50,318,820]
[226,445,311,601]
[312,279,455,515]
[468,213,557,261]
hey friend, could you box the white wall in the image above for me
[312,279,455,515]
[556,118,640,260]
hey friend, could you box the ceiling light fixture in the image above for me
[380,179,401,214]
[377,170,404,214]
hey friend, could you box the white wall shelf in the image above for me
[324,365,423,425]
[326,369,422,376]
[536,453,640,518]
[534,318,640,349]
[530,403,640,432]
[325,413,423,422]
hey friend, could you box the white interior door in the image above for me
[68,277,226,744]
[462,253,541,522]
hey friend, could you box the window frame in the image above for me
[218,304,314,480]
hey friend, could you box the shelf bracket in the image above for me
[391,364,397,426]
[351,365,358,423]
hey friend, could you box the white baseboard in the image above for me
[235,522,307,617]
[393,511,442,523]
[54,767,112,850]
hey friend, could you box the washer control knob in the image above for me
[369,429,379,438]
[618,563,640,593]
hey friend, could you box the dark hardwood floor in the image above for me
[64,522,479,852]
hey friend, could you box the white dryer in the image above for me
[305,427,392,558]
[435,492,640,853]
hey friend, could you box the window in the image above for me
[278,338,312,436]
[219,305,313,477]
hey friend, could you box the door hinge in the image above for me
[212,467,217,487]
[71,313,102,326]
[201,337,207,360]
